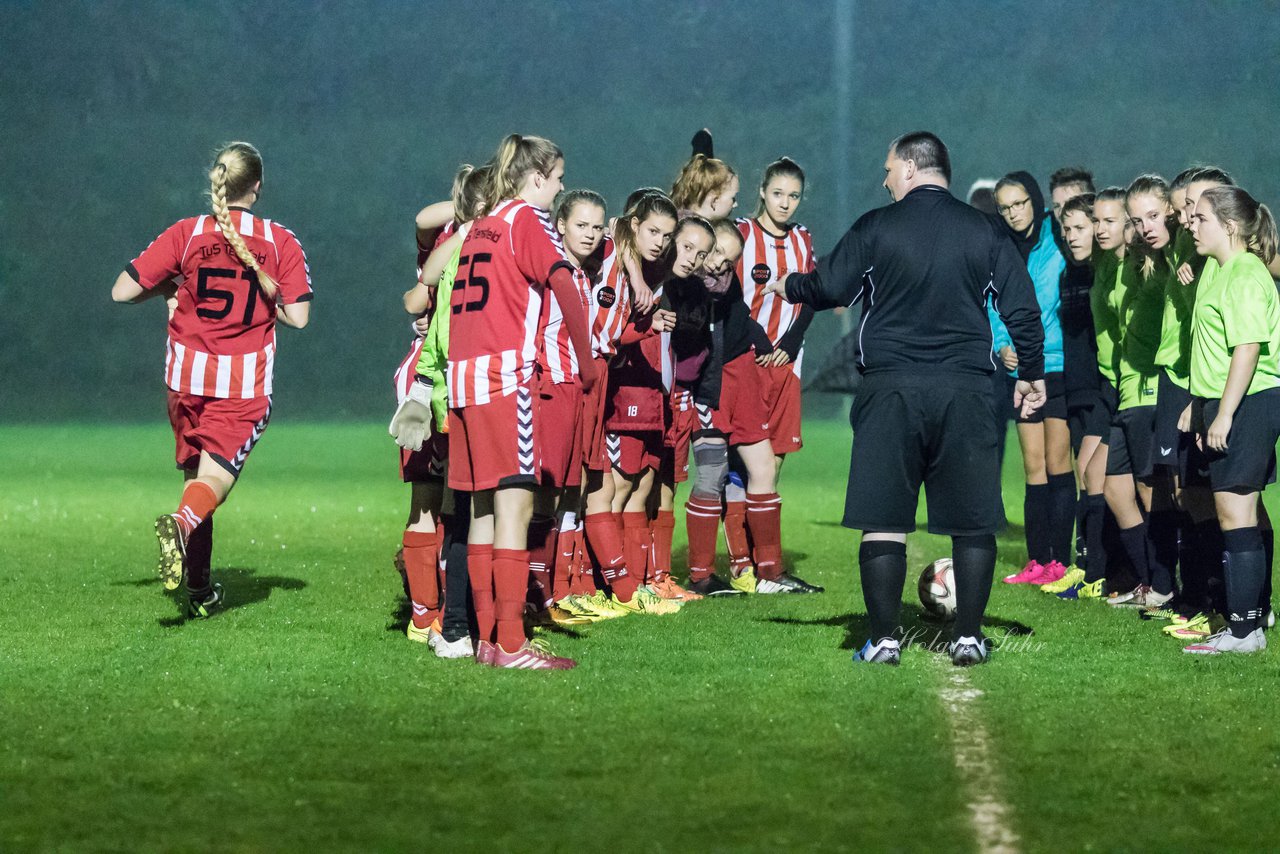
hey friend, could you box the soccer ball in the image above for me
[917,558,956,619]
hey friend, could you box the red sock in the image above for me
[174,481,219,539]
[651,510,675,582]
[685,494,721,581]
[467,544,495,644]
[493,548,530,653]
[723,500,752,576]
[622,511,651,585]
[527,515,556,608]
[584,511,638,600]
[403,530,440,629]
[746,492,783,580]
[553,524,577,601]
[571,526,598,595]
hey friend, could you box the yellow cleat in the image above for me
[610,587,682,615]
[1040,567,1085,593]
[730,567,757,594]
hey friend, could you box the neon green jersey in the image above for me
[1189,252,1280,399]
[1114,257,1163,410]
[414,245,462,431]
[1153,230,1200,387]
[1091,250,1123,388]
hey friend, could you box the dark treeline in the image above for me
[2,0,1277,419]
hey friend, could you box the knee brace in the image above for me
[692,443,729,500]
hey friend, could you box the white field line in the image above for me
[936,666,1021,854]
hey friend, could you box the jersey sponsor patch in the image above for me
[751,263,772,285]
[596,285,616,308]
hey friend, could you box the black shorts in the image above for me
[1153,371,1191,470]
[1015,371,1067,424]
[1067,393,1110,453]
[1105,405,1157,479]
[843,372,1003,536]
[1199,389,1280,493]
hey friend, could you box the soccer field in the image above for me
[2,420,1277,852]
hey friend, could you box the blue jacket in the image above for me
[989,215,1064,375]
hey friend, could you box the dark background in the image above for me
[2,0,1278,420]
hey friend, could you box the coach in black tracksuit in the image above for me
[771,132,1046,666]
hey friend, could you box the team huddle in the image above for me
[112,130,1280,669]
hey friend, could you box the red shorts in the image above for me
[540,381,584,488]
[695,352,770,447]
[663,394,696,484]
[607,431,664,476]
[167,391,272,478]
[399,431,447,483]
[762,363,804,455]
[581,358,610,472]
[448,386,539,492]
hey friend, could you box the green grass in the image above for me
[2,420,1278,852]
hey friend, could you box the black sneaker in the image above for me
[756,572,824,594]
[187,583,224,619]
[948,635,990,667]
[687,574,744,597]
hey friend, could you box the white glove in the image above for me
[389,380,433,451]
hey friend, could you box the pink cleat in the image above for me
[1035,560,1068,585]
[484,640,577,670]
[1003,560,1046,584]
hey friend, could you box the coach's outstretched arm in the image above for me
[989,233,1047,415]
[780,213,873,311]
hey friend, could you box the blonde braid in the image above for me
[210,156,279,299]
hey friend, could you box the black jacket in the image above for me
[784,185,1045,382]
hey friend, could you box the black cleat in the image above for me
[687,574,745,597]
[948,635,990,667]
[757,572,824,594]
[187,583,224,619]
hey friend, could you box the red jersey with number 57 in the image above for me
[129,209,312,398]
[447,199,569,407]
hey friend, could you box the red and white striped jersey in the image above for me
[736,218,814,344]
[538,266,593,384]
[393,336,426,404]
[590,244,632,359]
[446,199,568,407]
[130,209,313,399]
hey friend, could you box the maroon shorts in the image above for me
[694,352,770,447]
[607,431,664,476]
[540,381,584,488]
[167,391,272,478]
[663,394,696,484]
[581,358,610,472]
[762,363,803,455]
[399,431,447,483]
[448,386,539,492]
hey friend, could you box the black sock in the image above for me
[1118,523,1151,586]
[1222,526,1265,638]
[1074,491,1089,572]
[1261,526,1274,618]
[858,539,907,642]
[1024,482,1050,564]
[952,534,997,640]
[186,516,214,595]
[1083,494,1107,583]
[441,495,473,643]
[1147,510,1179,596]
[1045,473,1077,566]
[1182,519,1218,610]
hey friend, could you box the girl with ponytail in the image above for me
[1180,186,1280,654]
[438,133,597,669]
[110,141,313,619]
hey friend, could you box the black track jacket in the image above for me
[784,185,1045,382]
